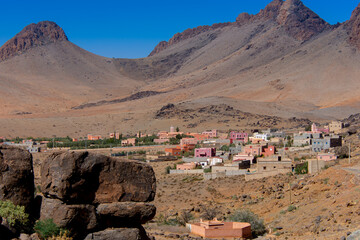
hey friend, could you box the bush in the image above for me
[48,230,73,240]
[295,162,308,175]
[287,205,297,212]
[34,219,62,240]
[0,200,29,230]
[177,210,194,226]
[229,209,266,237]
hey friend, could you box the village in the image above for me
[0,120,357,239]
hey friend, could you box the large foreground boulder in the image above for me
[41,151,156,204]
[0,145,34,212]
[40,151,156,240]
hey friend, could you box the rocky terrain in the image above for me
[0,21,67,61]
[0,147,157,240]
[2,0,360,137]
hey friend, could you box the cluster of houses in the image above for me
[1,139,42,153]
[165,121,345,180]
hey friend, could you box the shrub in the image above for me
[201,205,219,220]
[287,205,297,212]
[48,230,73,240]
[0,200,29,229]
[295,162,308,175]
[229,209,266,237]
[177,210,194,226]
[34,219,61,240]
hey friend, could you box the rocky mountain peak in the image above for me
[256,0,284,20]
[276,0,329,41]
[0,21,68,61]
[348,3,360,49]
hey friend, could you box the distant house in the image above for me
[177,162,197,170]
[121,138,136,146]
[244,145,262,156]
[202,129,218,138]
[180,138,198,146]
[317,153,337,161]
[187,218,251,239]
[262,145,276,157]
[165,147,182,156]
[233,153,255,164]
[87,134,102,140]
[195,148,216,158]
[329,121,343,133]
[229,132,248,143]
[311,123,329,134]
[109,132,121,139]
[312,136,342,152]
[257,155,293,173]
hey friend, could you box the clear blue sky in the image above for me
[0,0,358,59]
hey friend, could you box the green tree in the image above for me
[176,127,180,132]
[0,200,29,229]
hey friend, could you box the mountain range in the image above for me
[1,0,360,137]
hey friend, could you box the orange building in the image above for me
[263,145,276,157]
[165,144,195,157]
[87,134,102,140]
[188,218,251,239]
[177,162,197,170]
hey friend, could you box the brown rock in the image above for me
[40,197,97,239]
[97,202,156,225]
[0,21,68,61]
[41,151,156,204]
[276,0,330,41]
[348,3,360,49]
[84,227,150,240]
[0,146,34,213]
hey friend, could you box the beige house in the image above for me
[329,121,343,133]
[257,155,293,173]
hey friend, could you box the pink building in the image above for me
[311,123,330,134]
[229,132,248,143]
[180,138,198,145]
[195,148,216,158]
[202,129,218,138]
[121,138,136,146]
[317,153,337,161]
[188,218,251,239]
[244,145,262,156]
[177,162,197,170]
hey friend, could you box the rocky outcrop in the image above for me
[150,0,330,56]
[0,21,68,61]
[41,151,156,204]
[348,3,360,49]
[0,146,34,213]
[84,228,148,240]
[148,22,231,56]
[40,151,156,240]
[276,0,330,41]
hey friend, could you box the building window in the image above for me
[263,166,266,170]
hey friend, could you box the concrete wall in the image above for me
[245,169,290,181]
[169,169,204,174]
[307,159,325,174]
[204,170,247,180]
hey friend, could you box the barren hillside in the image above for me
[1,0,360,137]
